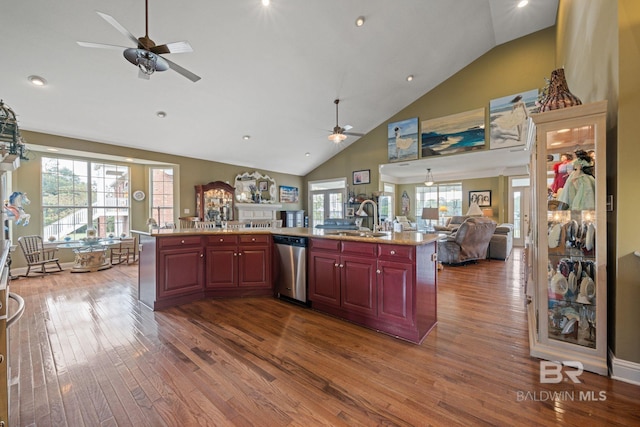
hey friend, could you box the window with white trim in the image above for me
[415,183,462,225]
[41,157,130,239]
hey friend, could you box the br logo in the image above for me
[540,361,583,384]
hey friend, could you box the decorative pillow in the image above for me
[396,216,409,223]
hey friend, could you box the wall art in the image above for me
[279,185,299,203]
[489,89,538,149]
[421,108,485,157]
[388,117,419,162]
[352,169,371,185]
[469,190,492,207]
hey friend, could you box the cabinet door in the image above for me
[341,255,377,317]
[158,247,203,298]
[377,260,414,327]
[308,250,341,306]
[238,245,270,288]
[205,246,237,288]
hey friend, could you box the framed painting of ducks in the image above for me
[388,117,419,162]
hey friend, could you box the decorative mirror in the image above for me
[234,171,277,203]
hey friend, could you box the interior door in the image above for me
[509,176,530,247]
[310,190,345,228]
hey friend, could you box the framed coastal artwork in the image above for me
[388,117,419,162]
[279,185,299,203]
[489,89,538,150]
[421,108,485,157]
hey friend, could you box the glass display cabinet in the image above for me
[195,181,235,222]
[526,100,607,375]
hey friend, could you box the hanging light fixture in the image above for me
[424,168,434,186]
[328,99,348,144]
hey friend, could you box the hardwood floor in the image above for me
[7,249,640,426]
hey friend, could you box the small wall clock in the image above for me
[132,190,146,201]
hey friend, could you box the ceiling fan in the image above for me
[328,99,364,143]
[77,0,200,82]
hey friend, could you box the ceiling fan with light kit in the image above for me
[328,99,364,143]
[77,0,200,82]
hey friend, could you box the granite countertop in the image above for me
[132,227,439,246]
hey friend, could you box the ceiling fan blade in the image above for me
[96,11,140,46]
[150,41,193,55]
[163,56,201,82]
[343,125,353,131]
[344,131,365,137]
[77,41,130,50]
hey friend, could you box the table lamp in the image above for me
[421,208,439,232]
[466,202,483,216]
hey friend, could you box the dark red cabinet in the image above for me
[309,250,341,306]
[340,255,377,317]
[205,234,271,294]
[377,259,414,327]
[308,237,436,344]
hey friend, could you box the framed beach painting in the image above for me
[421,108,485,157]
[388,117,419,162]
[489,89,538,150]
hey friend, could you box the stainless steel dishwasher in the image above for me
[273,235,308,304]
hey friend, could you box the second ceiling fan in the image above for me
[328,99,364,143]
[77,0,200,82]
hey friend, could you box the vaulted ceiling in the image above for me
[1,0,557,176]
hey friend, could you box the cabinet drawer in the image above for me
[158,236,202,248]
[310,238,340,252]
[378,244,414,262]
[239,234,270,245]
[342,241,377,257]
[206,235,238,245]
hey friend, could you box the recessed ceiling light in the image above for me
[406,75,414,82]
[28,75,47,86]
[517,0,529,7]
[156,111,167,118]
[305,152,310,157]
[355,16,365,27]
[243,135,251,140]
[262,0,270,6]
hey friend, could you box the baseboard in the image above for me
[609,348,640,386]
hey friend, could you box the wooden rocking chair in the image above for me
[18,235,63,276]
[110,237,138,265]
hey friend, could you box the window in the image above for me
[150,167,175,227]
[42,157,130,239]
[415,183,462,226]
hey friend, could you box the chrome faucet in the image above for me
[356,199,379,231]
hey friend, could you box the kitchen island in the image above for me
[135,227,438,343]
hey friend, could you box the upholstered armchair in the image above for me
[437,217,497,265]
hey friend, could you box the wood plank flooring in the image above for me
[6,249,640,426]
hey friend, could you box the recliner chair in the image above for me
[437,217,497,265]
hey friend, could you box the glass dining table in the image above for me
[57,238,120,273]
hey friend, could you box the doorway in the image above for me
[308,178,347,229]
[509,176,530,247]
